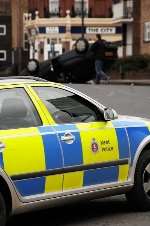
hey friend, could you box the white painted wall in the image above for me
[113,1,124,19]
[34,40,39,60]
[117,46,123,58]
[29,43,34,59]
[44,39,48,60]
[44,40,62,60]
[126,24,133,56]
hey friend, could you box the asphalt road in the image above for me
[8,84,150,226]
[69,84,150,119]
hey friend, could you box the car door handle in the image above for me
[0,142,5,152]
[61,132,75,144]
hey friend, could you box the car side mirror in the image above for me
[104,108,118,121]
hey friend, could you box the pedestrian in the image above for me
[91,34,110,84]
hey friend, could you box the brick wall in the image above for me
[140,0,150,55]
[28,0,112,18]
[133,0,150,55]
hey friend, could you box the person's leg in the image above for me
[99,61,110,80]
[95,60,101,83]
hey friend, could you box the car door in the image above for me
[32,85,130,192]
[0,85,63,198]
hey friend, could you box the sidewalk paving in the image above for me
[87,80,150,86]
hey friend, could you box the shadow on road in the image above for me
[7,195,136,226]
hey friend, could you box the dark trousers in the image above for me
[95,60,108,82]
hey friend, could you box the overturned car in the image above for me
[21,38,118,83]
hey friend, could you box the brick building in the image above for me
[25,0,126,61]
[133,0,150,55]
[28,0,112,18]
[0,0,11,68]
[1,0,150,73]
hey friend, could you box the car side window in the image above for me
[0,88,42,130]
[33,86,104,124]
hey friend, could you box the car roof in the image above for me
[0,76,106,110]
[0,76,57,86]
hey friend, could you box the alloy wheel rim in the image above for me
[143,162,150,198]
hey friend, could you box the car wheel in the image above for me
[126,150,150,211]
[0,192,7,226]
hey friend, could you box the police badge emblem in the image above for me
[91,138,99,153]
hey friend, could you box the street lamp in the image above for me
[81,0,84,38]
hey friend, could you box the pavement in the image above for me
[87,79,150,86]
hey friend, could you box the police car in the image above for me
[0,76,150,226]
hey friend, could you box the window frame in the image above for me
[74,0,89,17]
[0,25,6,36]
[0,50,6,61]
[144,22,150,42]
[49,0,59,17]
[31,85,105,124]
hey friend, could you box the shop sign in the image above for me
[86,27,116,34]
[46,27,59,34]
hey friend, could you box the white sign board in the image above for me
[46,27,59,34]
[86,27,116,34]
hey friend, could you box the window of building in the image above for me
[0,25,6,35]
[23,32,29,51]
[0,50,6,61]
[49,0,59,17]
[74,0,89,17]
[113,0,121,4]
[144,22,150,42]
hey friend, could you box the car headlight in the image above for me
[75,38,89,54]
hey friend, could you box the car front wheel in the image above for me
[0,192,7,226]
[126,150,150,211]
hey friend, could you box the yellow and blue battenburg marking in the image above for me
[14,126,64,196]
[0,118,150,197]
[76,122,120,187]
[112,119,150,162]
[38,126,63,193]
[54,124,83,190]
[0,128,46,196]
[0,152,3,169]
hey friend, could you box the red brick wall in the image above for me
[140,0,150,55]
[28,0,112,18]
[133,0,150,55]
[60,0,74,17]
[89,0,112,17]
[28,0,48,17]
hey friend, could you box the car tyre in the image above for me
[0,192,7,226]
[126,150,150,211]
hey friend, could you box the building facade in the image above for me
[1,0,150,72]
[133,0,150,55]
[112,0,133,57]
[25,0,134,61]
[0,0,11,68]
[11,0,29,72]
[28,0,112,19]
[24,0,136,61]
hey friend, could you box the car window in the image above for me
[0,88,42,130]
[33,86,104,124]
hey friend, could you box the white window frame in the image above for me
[0,25,6,36]
[74,0,89,17]
[144,22,150,42]
[23,32,29,51]
[0,50,6,61]
[49,0,59,16]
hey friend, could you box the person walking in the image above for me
[91,34,110,84]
